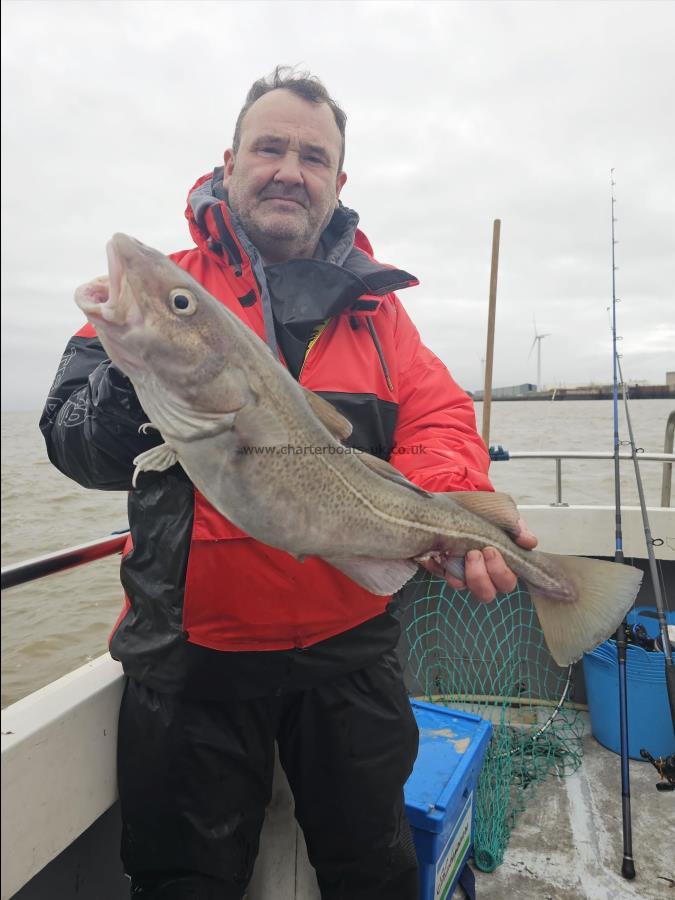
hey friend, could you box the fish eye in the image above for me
[169,288,197,316]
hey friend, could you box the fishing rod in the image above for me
[616,352,675,722]
[609,169,635,880]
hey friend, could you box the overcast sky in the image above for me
[1,0,673,411]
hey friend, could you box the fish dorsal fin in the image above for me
[302,389,353,441]
[354,450,433,498]
[441,491,521,536]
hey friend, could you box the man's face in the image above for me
[223,89,347,263]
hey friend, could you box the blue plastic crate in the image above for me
[405,700,493,899]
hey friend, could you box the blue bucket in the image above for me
[583,607,675,760]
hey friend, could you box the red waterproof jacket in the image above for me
[40,169,492,692]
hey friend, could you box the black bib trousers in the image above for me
[118,648,420,899]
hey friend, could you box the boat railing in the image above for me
[1,531,130,591]
[488,449,674,508]
[662,410,675,507]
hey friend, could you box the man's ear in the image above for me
[223,149,235,188]
[336,170,347,201]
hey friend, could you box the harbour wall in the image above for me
[472,385,675,401]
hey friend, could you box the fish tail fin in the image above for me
[529,553,643,667]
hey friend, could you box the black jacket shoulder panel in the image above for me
[40,335,164,491]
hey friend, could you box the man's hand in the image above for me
[418,518,538,603]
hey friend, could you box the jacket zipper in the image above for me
[298,320,330,381]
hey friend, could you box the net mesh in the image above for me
[398,571,584,872]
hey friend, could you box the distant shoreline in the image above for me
[472,386,675,402]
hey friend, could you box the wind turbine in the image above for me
[528,318,551,391]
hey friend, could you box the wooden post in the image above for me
[482,219,501,446]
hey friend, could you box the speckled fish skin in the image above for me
[73,234,643,666]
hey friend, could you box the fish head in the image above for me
[74,234,243,435]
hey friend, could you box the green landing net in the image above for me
[399,571,584,872]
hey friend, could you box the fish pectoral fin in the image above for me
[440,491,521,536]
[178,413,237,443]
[529,553,643,666]
[132,442,179,487]
[302,389,353,441]
[322,556,419,595]
[353,451,433,498]
[138,422,159,435]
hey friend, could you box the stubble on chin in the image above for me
[244,206,313,257]
[230,184,336,261]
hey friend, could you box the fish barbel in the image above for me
[74,234,643,666]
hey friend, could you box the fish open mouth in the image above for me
[74,242,131,326]
[74,277,110,313]
[73,278,145,378]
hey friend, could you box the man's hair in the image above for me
[232,66,347,172]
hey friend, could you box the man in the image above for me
[41,67,536,900]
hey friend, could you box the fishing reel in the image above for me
[639,748,675,791]
[624,622,657,651]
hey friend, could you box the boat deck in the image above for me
[4,688,673,900]
[471,728,673,900]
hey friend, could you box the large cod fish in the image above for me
[74,234,643,667]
